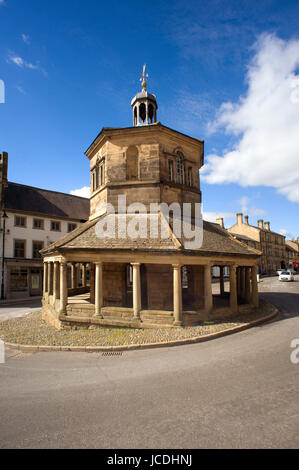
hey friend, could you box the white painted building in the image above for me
[0,152,89,299]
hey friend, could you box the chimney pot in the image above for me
[264,221,270,231]
[236,213,243,225]
[244,215,249,225]
[257,219,264,229]
[216,217,224,228]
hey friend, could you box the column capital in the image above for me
[131,262,141,267]
[172,263,181,269]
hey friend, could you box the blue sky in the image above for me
[1,0,299,238]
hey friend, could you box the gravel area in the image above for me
[0,309,269,346]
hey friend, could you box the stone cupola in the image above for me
[131,64,158,126]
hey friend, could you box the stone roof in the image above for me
[42,212,260,258]
[4,182,90,221]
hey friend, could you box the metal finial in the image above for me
[140,63,149,91]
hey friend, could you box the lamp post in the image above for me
[1,211,8,300]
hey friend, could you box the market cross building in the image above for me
[41,68,261,329]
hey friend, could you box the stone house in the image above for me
[41,72,261,329]
[226,214,287,275]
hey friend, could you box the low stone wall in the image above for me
[42,300,62,330]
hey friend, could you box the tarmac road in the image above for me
[0,277,298,449]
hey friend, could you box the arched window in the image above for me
[176,152,185,184]
[126,146,138,180]
[139,103,146,123]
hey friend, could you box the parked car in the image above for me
[279,271,294,282]
[276,269,284,276]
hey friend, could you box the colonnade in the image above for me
[43,260,259,321]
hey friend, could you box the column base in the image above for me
[174,320,183,326]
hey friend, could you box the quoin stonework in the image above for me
[41,66,261,329]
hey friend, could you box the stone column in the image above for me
[43,262,48,295]
[132,263,141,320]
[173,264,183,326]
[82,263,87,287]
[229,264,238,313]
[204,264,213,316]
[245,267,251,303]
[251,265,259,308]
[48,262,53,295]
[71,263,77,289]
[145,101,149,124]
[137,104,140,126]
[90,263,95,304]
[53,261,59,304]
[94,262,103,317]
[220,266,225,296]
[59,262,68,315]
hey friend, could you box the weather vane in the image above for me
[140,64,149,91]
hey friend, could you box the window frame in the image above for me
[68,223,77,233]
[32,218,44,230]
[32,240,44,259]
[14,215,27,228]
[14,239,26,258]
[50,220,61,232]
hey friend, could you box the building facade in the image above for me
[227,214,287,275]
[41,70,261,329]
[0,152,89,299]
[285,240,299,271]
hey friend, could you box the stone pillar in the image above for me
[173,264,183,326]
[245,267,251,303]
[59,262,68,315]
[82,263,87,287]
[251,265,259,308]
[137,104,140,126]
[94,262,103,317]
[70,263,77,289]
[48,262,53,295]
[145,101,149,124]
[220,266,225,296]
[229,264,238,313]
[43,262,48,295]
[90,263,95,304]
[132,263,141,319]
[53,261,59,303]
[204,264,213,315]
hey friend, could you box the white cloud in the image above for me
[203,211,235,223]
[280,228,293,238]
[7,55,40,71]
[70,186,90,198]
[21,34,30,45]
[203,33,299,203]
[237,195,265,216]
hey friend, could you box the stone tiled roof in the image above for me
[42,212,260,258]
[4,182,90,221]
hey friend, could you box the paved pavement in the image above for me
[0,277,298,449]
[0,298,41,322]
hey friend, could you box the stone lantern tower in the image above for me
[131,64,158,126]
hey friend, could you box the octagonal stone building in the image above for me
[41,70,261,329]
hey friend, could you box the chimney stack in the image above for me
[264,221,270,231]
[236,213,243,225]
[257,219,264,229]
[216,217,224,228]
[244,215,249,225]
